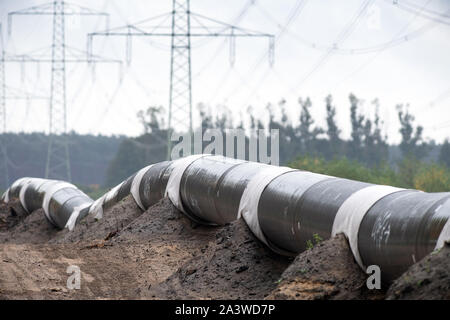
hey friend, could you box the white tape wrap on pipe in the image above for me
[89,194,107,220]
[238,166,296,246]
[435,198,450,249]
[1,189,7,202]
[65,202,92,231]
[165,154,210,213]
[18,178,33,213]
[3,177,27,203]
[89,181,124,220]
[19,178,47,213]
[131,164,154,210]
[104,181,124,204]
[332,185,404,269]
[42,182,77,224]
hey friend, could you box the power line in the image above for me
[258,1,437,55]
[7,0,121,181]
[222,0,309,102]
[386,0,450,25]
[293,0,375,90]
[332,0,436,90]
[193,0,257,79]
[89,0,274,159]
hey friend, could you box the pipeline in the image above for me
[2,155,450,283]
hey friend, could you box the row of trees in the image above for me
[105,93,449,187]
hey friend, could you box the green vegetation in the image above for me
[105,93,449,190]
[306,233,324,250]
[2,93,449,193]
[290,155,450,192]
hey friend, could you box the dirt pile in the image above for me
[267,234,385,300]
[0,199,57,244]
[0,197,220,299]
[51,195,141,244]
[386,242,450,300]
[151,219,291,299]
[1,195,449,300]
[103,197,220,298]
[0,199,29,232]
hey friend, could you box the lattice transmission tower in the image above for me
[0,24,51,188]
[7,0,121,181]
[89,0,274,159]
[0,26,8,188]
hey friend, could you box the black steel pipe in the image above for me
[2,155,450,283]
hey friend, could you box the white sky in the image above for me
[1,0,450,144]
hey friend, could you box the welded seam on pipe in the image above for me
[435,198,450,249]
[165,154,210,216]
[130,164,154,210]
[65,202,91,231]
[3,155,450,283]
[238,165,296,249]
[42,182,78,224]
[331,185,405,268]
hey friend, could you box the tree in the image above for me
[298,97,322,152]
[198,103,213,131]
[349,93,365,161]
[364,99,388,166]
[137,106,164,134]
[325,94,341,157]
[397,104,428,159]
[439,139,450,168]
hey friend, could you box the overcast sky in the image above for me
[1,0,450,143]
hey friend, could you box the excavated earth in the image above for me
[0,197,449,300]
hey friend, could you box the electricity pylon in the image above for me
[88,0,275,159]
[0,23,50,188]
[7,1,120,181]
[0,37,8,188]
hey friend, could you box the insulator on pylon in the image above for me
[20,62,25,84]
[91,63,96,82]
[268,37,275,67]
[126,34,132,66]
[87,36,92,64]
[7,15,12,37]
[229,33,236,67]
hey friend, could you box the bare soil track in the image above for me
[0,196,448,299]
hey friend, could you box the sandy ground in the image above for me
[0,196,449,300]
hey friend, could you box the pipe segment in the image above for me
[358,190,450,283]
[2,177,93,229]
[2,155,450,283]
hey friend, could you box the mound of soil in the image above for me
[0,197,220,299]
[110,198,220,297]
[150,219,291,300]
[51,195,141,244]
[0,207,58,244]
[386,242,450,300]
[0,199,29,231]
[267,234,385,300]
[2,193,448,300]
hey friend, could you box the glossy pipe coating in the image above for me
[2,155,450,283]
